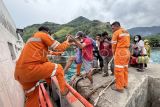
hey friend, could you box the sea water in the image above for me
[65,48,160,82]
[64,50,84,82]
[150,48,160,64]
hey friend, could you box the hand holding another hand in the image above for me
[66,34,76,43]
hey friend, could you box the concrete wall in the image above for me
[124,76,160,107]
[75,64,160,107]
[0,0,24,107]
[125,77,149,107]
[148,77,160,107]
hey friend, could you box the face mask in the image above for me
[134,37,139,41]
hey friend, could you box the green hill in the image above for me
[23,22,60,42]
[128,26,160,36]
[22,16,112,42]
[144,33,160,47]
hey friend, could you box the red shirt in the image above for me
[100,39,112,57]
[82,37,93,61]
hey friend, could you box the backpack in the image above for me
[87,36,97,50]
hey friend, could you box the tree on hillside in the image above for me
[22,16,112,42]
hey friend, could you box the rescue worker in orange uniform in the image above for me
[48,50,63,56]
[14,26,72,107]
[111,22,130,92]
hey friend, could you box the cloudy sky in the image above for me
[3,0,160,29]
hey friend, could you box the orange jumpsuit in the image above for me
[112,28,130,90]
[14,31,70,107]
[48,50,63,56]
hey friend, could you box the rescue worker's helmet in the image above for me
[75,31,85,38]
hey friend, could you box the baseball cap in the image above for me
[75,31,85,38]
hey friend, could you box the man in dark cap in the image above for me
[70,31,94,85]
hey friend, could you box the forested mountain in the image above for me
[128,26,160,47]
[23,16,112,42]
[128,26,160,36]
[22,16,160,47]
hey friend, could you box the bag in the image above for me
[91,38,97,49]
[138,56,149,64]
[132,48,141,57]
[75,48,82,64]
[87,36,97,50]
[130,56,138,65]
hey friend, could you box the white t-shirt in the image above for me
[136,40,147,55]
[96,40,100,50]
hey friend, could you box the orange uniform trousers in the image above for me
[15,62,66,107]
[114,48,130,90]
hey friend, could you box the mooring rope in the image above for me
[94,78,115,106]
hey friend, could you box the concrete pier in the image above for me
[73,64,160,107]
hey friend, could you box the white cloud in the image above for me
[3,0,160,28]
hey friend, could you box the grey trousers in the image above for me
[102,56,113,74]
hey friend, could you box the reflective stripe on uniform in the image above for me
[24,64,58,94]
[50,41,60,49]
[115,65,124,68]
[27,37,42,43]
[119,33,130,37]
[51,64,58,77]
[111,41,117,44]
[124,65,128,67]
[25,81,40,94]
[115,64,128,68]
